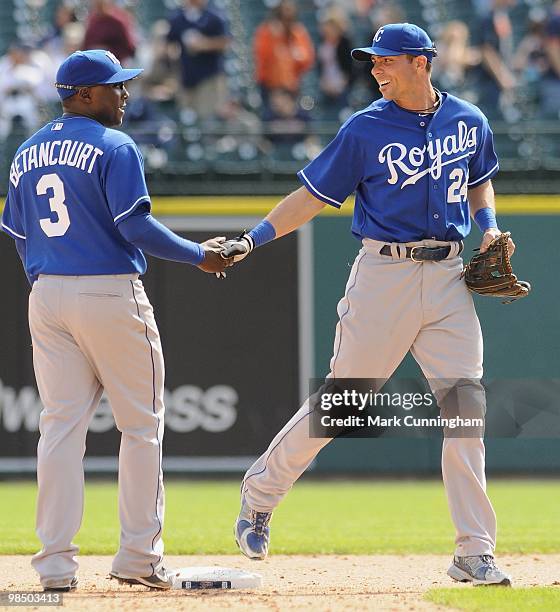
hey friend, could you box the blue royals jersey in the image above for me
[297,92,499,243]
[2,115,150,277]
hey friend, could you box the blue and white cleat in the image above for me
[234,496,272,560]
[447,555,512,586]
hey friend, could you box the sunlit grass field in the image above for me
[1,479,558,556]
[425,587,560,611]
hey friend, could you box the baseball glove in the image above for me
[462,232,531,304]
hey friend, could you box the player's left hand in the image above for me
[480,228,515,256]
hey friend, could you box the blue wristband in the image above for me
[474,207,498,232]
[248,219,276,248]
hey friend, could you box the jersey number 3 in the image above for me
[37,173,70,237]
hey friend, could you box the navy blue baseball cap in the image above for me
[55,49,143,100]
[351,23,437,63]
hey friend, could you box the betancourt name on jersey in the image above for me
[9,140,104,188]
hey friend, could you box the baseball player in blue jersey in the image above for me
[1,49,233,591]
[223,24,514,586]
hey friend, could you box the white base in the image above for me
[170,566,263,590]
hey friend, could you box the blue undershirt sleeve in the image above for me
[117,207,204,265]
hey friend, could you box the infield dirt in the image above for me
[2,554,559,611]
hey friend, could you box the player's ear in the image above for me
[77,86,93,103]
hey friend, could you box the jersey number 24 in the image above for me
[447,168,468,204]
[37,173,70,237]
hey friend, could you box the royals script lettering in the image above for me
[378,121,478,188]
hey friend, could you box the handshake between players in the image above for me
[198,232,255,278]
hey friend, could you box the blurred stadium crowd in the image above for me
[1,0,559,193]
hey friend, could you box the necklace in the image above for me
[394,90,442,115]
[416,90,441,114]
[414,95,440,113]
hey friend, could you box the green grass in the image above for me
[1,479,558,555]
[425,587,560,611]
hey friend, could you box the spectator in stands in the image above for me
[351,1,406,99]
[471,0,494,18]
[166,0,230,120]
[473,0,518,119]
[432,21,481,102]
[253,0,315,107]
[40,3,79,61]
[138,20,180,103]
[49,22,84,65]
[204,96,263,164]
[363,2,406,42]
[0,43,43,138]
[37,23,85,106]
[262,88,310,148]
[540,2,560,117]
[352,0,376,17]
[512,13,548,101]
[213,96,261,135]
[83,0,137,63]
[317,9,354,113]
[121,93,178,160]
[40,3,85,102]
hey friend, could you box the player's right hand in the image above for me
[197,237,234,275]
[220,233,254,263]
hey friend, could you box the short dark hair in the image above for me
[406,54,432,72]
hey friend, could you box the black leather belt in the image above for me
[379,243,463,262]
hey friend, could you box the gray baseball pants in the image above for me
[242,239,497,557]
[29,274,165,587]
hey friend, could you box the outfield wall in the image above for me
[0,196,559,474]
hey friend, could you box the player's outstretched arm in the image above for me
[468,179,515,256]
[221,187,326,261]
[267,186,327,238]
[117,209,232,273]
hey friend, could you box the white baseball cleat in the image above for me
[234,496,272,560]
[447,554,512,586]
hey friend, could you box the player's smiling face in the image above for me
[87,82,129,127]
[371,54,419,101]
